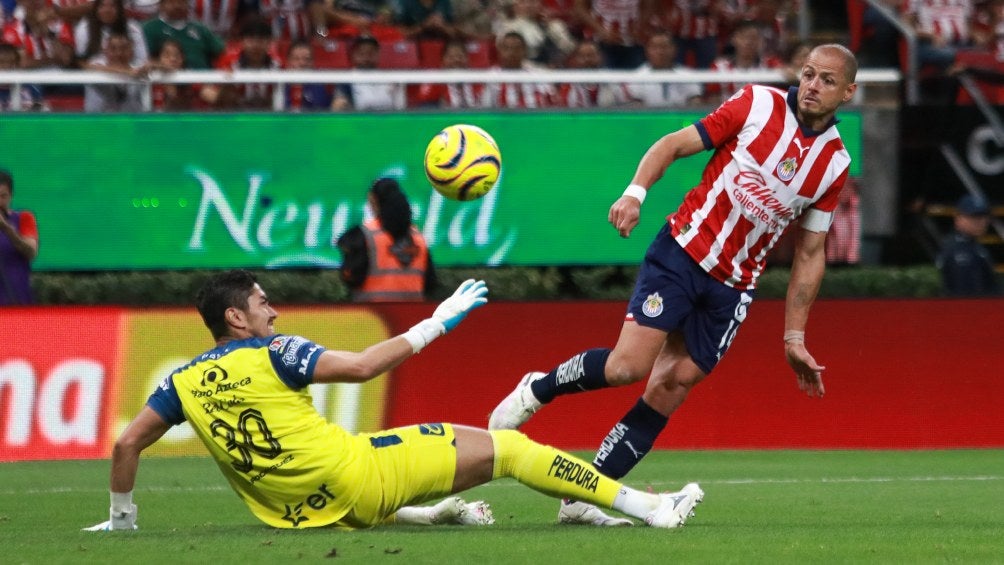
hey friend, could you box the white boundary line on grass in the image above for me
[1,475,1001,496]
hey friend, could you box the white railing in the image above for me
[0,67,903,112]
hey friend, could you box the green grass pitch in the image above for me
[2,450,1002,564]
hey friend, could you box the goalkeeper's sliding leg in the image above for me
[453,426,702,528]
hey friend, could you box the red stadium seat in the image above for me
[954,49,1004,105]
[46,93,84,112]
[380,39,419,69]
[465,38,493,68]
[223,39,242,59]
[272,37,291,64]
[846,0,866,53]
[418,39,446,68]
[312,38,350,69]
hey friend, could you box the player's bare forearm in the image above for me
[312,337,414,384]
[784,229,827,332]
[110,407,171,492]
[631,125,705,188]
[784,229,828,397]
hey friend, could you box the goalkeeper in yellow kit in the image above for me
[86,270,702,531]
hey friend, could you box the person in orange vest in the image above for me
[337,177,436,302]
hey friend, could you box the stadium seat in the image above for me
[223,39,242,59]
[954,49,1004,105]
[312,38,350,69]
[465,38,493,68]
[272,37,291,62]
[370,24,405,43]
[46,93,84,112]
[380,39,419,69]
[846,0,866,53]
[418,39,446,68]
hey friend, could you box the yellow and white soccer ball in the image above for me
[424,124,501,201]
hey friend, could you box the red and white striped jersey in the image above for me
[560,82,630,107]
[670,84,850,290]
[260,0,314,41]
[191,0,238,38]
[664,0,721,41]
[1,18,72,63]
[705,54,782,103]
[904,0,973,45]
[412,82,486,108]
[481,65,556,108]
[591,0,641,46]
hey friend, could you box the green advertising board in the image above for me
[0,111,860,270]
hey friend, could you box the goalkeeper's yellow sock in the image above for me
[489,430,659,519]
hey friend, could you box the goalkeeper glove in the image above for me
[403,279,489,353]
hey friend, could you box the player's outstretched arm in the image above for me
[312,280,489,384]
[84,407,171,531]
[609,125,705,238]
[784,228,828,398]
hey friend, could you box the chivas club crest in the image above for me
[776,157,798,182]
[642,292,664,318]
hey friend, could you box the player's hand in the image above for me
[82,504,138,531]
[432,279,489,332]
[608,195,641,238]
[785,342,825,398]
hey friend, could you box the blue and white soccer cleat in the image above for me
[488,372,545,430]
[645,483,704,529]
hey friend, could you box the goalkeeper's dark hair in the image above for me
[370,177,414,244]
[196,269,259,340]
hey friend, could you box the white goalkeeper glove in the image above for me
[402,279,488,353]
[83,492,138,531]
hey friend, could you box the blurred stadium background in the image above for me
[1,0,1002,496]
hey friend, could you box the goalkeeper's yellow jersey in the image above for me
[146,335,367,528]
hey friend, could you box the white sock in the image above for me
[611,486,660,519]
[394,505,435,525]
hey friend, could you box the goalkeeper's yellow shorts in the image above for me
[336,423,458,528]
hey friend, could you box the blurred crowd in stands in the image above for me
[0,0,1002,111]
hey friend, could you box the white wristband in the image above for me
[783,330,805,344]
[111,491,133,513]
[623,184,647,204]
[401,318,445,353]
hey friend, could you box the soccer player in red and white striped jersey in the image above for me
[490,44,858,526]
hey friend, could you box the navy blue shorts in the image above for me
[627,224,755,374]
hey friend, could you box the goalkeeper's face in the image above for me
[241,283,278,338]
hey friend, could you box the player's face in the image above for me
[241,283,278,337]
[796,48,856,129]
